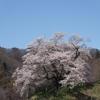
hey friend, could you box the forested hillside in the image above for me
[89,48,100,81]
[0,46,100,100]
[0,47,26,100]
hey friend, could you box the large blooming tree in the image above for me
[12,32,91,97]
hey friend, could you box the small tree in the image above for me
[12,32,91,97]
[3,62,8,71]
[95,49,100,58]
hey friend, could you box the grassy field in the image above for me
[27,80,100,100]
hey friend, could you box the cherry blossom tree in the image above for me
[12,32,91,97]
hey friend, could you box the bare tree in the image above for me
[12,32,91,97]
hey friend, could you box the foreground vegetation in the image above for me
[28,80,100,100]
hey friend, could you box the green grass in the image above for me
[28,80,100,100]
[29,87,75,100]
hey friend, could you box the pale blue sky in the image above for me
[0,0,100,49]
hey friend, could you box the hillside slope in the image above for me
[0,47,26,100]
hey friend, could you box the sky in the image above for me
[0,0,100,49]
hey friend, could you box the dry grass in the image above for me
[82,81,100,99]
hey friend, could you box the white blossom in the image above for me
[12,32,91,97]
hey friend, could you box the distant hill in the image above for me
[0,47,26,100]
[0,47,26,74]
[89,48,100,81]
